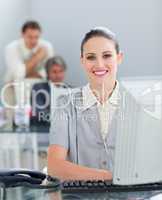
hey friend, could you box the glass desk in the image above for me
[0,130,49,171]
[0,130,162,200]
[1,186,162,200]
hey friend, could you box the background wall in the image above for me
[0,0,161,87]
[0,0,31,82]
[31,0,162,86]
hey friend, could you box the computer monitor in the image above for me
[113,76,162,185]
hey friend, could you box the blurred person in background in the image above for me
[3,20,54,129]
[30,55,71,132]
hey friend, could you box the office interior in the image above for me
[0,0,161,199]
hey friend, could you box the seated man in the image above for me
[30,56,69,132]
[4,20,54,129]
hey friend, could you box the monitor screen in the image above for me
[113,76,162,185]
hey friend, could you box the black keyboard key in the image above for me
[86,181,94,188]
[69,182,75,187]
[98,180,105,187]
[104,180,111,186]
[74,181,80,187]
[63,182,69,188]
[80,181,87,187]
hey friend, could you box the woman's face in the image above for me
[81,36,123,88]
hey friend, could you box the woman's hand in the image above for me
[48,145,113,181]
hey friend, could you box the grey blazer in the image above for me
[49,86,124,172]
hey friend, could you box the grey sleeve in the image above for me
[49,107,69,150]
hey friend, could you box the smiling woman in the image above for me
[80,27,123,103]
[48,27,123,181]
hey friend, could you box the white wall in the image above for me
[0,0,31,82]
[0,1,161,87]
[31,0,162,86]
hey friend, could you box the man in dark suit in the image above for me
[30,56,68,132]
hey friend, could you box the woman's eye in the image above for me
[86,56,96,60]
[103,54,112,58]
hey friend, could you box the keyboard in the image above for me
[61,180,162,193]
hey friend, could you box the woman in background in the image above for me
[48,27,123,180]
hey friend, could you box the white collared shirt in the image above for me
[82,81,119,139]
[5,38,54,82]
[4,38,54,107]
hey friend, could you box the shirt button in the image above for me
[102,161,107,165]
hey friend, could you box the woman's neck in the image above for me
[90,80,116,104]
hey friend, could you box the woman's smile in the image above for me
[92,68,109,77]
